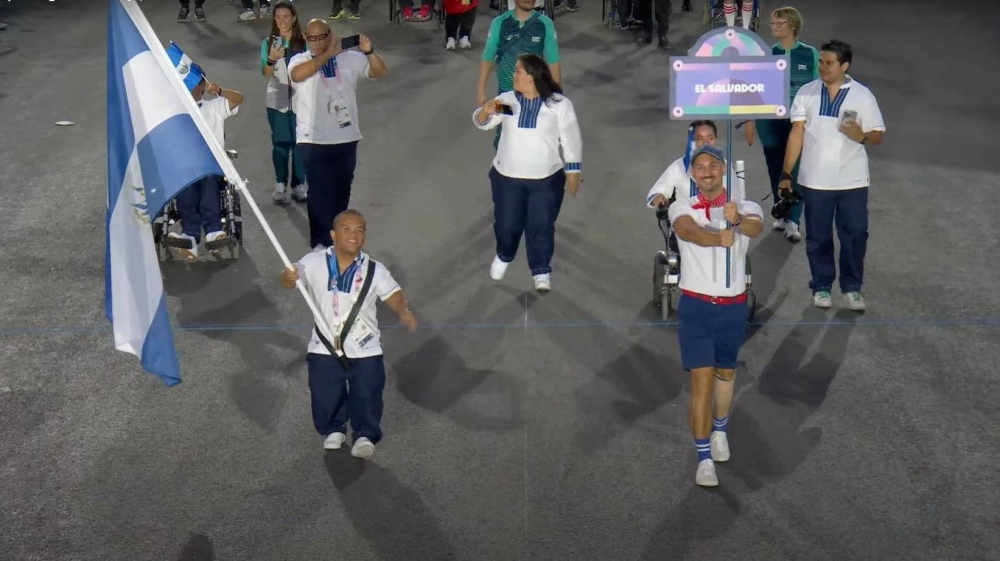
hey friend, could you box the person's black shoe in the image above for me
[637,35,653,45]
[567,0,579,11]
[177,7,190,22]
[658,36,670,49]
[682,0,692,11]
[194,7,207,22]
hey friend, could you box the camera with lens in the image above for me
[771,188,802,220]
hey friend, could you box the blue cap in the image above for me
[689,143,726,165]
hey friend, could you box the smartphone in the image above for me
[272,35,282,46]
[839,110,858,128]
[498,104,515,116]
[340,34,361,50]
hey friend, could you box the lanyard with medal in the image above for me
[318,57,353,129]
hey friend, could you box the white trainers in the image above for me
[845,292,866,311]
[351,437,375,458]
[533,273,551,292]
[784,222,802,243]
[272,183,291,204]
[323,432,346,450]
[205,230,228,244]
[167,232,198,261]
[710,431,730,462]
[459,36,472,49]
[237,8,256,21]
[445,37,456,50]
[490,255,509,281]
[292,184,308,202]
[695,459,719,487]
[772,218,787,231]
[813,291,832,309]
[259,5,271,17]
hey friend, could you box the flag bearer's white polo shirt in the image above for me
[791,76,885,190]
[668,196,763,298]
[288,50,371,145]
[295,250,401,359]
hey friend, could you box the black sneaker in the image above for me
[177,7,190,22]
[682,0,692,10]
[567,0,579,11]
[194,7,207,22]
[658,36,670,49]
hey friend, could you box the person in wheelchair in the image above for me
[166,64,244,261]
[645,120,745,253]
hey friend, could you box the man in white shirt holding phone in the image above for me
[780,39,885,311]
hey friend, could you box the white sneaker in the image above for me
[845,292,866,311]
[351,437,375,458]
[459,36,472,49]
[292,184,308,202]
[784,222,802,243]
[323,432,346,450]
[445,37,456,50]
[533,273,551,292]
[695,459,719,487]
[205,230,228,244]
[259,5,271,17]
[772,218,787,231]
[490,255,509,281]
[710,431,730,462]
[167,232,198,261]
[237,8,256,21]
[272,183,291,204]
[813,291,833,309]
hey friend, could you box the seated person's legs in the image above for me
[401,0,433,19]
[200,176,227,246]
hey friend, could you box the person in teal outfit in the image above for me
[261,1,308,204]
[742,6,818,243]
[477,0,561,149]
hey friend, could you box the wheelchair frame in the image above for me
[704,0,760,32]
[652,203,758,322]
[388,0,446,26]
[153,149,244,261]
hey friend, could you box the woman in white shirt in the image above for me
[260,1,307,204]
[473,54,583,292]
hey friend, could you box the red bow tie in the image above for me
[690,193,728,220]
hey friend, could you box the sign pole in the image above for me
[725,118,733,288]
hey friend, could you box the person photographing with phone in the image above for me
[473,54,582,293]
[779,39,885,311]
[288,20,387,251]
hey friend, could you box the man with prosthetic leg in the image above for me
[668,144,763,487]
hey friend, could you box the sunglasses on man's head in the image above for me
[305,31,331,42]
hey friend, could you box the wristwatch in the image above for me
[361,47,375,55]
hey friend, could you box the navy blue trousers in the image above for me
[298,141,359,249]
[306,353,386,444]
[490,167,566,275]
[802,186,869,293]
[176,175,223,243]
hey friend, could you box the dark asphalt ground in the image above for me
[1,0,998,559]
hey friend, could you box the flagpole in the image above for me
[725,118,732,288]
[119,0,339,348]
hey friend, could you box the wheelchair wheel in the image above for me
[660,287,673,321]
[653,252,667,305]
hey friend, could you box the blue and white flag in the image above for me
[166,42,205,92]
[106,0,223,386]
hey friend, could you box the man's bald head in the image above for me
[305,18,330,34]
[333,209,365,229]
[330,210,367,256]
[305,19,333,55]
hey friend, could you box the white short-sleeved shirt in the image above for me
[668,196,763,297]
[646,156,745,208]
[296,250,401,358]
[288,50,371,145]
[790,77,885,190]
[198,96,238,150]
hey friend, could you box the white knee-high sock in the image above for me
[723,1,737,27]
[741,1,753,28]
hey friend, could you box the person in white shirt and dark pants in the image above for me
[779,39,885,311]
[289,20,387,250]
[280,210,417,458]
[473,54,583,292]
[669,144,763,488]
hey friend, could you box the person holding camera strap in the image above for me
[281,210,417,458]
[289,20,387,251]
[779,39,885,311]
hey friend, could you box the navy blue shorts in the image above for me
[678,292,749,370]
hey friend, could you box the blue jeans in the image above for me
[298,141,359,248]
[306,353,386,444]
[802,187,869,294]
[176,175,223,242]
[490,167,566,276]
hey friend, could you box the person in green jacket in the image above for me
[742,6,818,243]
[477,0,561,148]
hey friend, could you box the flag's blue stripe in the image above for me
[140,295,181,386]
[135,114,224,217]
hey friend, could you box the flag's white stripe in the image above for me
[109,148,162,357]
[124,51,188,145]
